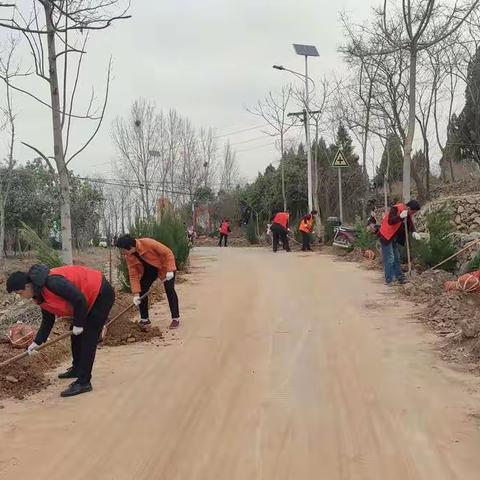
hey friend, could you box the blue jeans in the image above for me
[381,241,404,284]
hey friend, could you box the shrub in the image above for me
[246,217,258,244]
[324,221,335,245]
[353,217,377,250]
[118,213,191,291]
[468,248,480,272]
[413,206,456,272]
[19,222,63,268]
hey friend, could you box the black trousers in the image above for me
[71,277,115,385]
[218,234,228,247]
[271,223,290,252]
[301,231,311,251]
[139,264,180,320]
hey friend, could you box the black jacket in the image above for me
[29,265,90,345]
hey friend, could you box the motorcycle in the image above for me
[332,225,357,249]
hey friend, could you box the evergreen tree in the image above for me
[375,134,403,188]
[335,123,358,163]
[444,47,480,167]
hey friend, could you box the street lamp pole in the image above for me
[304,54,313,211]
[275,44,319,211]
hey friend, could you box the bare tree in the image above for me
[198,126,218,189]
[0,1,130,263]
[112,99,165,217]
[0,36,18,270]
[247,85,295,210]
[343,0,480,201]
[178,118,204,202]
[220,141,239,192]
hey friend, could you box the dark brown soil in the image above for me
[0,321,70,400]
[0,283,166,400]
[399,270,480,371]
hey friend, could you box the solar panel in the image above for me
[293,44,319,57]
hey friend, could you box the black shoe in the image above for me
[139,319,152,332]
[60,381,93,398]
[58,367,78,379]
[169,319,180,330]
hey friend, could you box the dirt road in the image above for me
[2,247,480,479]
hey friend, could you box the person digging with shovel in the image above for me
[116,235,180,331]
[378,200,422,286]
[299,210,318,252]
[6,264,115,397]
[270,210,291,253]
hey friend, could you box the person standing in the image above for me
[116,235,180,330]
[218,219,231,247]
[378,200,421,285]
[6,264,115,397]
[270,210,291,253]
[299,210,317,251]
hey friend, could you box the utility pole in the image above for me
[288,109,321,212]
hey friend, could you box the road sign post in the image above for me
[332,150,349,224]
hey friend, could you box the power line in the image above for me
[215,125,264,138]
[230,135,269,147]
[236,142,276,154]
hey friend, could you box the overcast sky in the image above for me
[7,0,380,183]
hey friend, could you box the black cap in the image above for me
[407,200,421,211]
[6,271,30,293]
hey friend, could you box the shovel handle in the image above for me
[404,218,412,276]
[0,290,151,369]
[104,290,150,328]
[0,331,72,368]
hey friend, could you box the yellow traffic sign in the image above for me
[332,149,349,168]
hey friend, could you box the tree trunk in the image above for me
[449,158,456,182]
[411,162,426,202]
[362,83,373,191]
[403,47,417,202]
[425,138,430,199]
[45,4,72,264]
[0,204,5,271]
[313,119,322,231]
[280,132,286,211]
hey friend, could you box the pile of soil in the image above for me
[0,322,70,400]
[399,270,480,368]
[0,286,165,400]
[336,247,382,270]
[102,317,163,347]
[102,284,164,346]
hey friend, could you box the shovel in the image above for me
[0,290,150,369]
[404,218,416,278]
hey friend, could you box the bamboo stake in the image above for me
[428,238,480,272]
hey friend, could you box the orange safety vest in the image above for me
[379,203,408,241]
[299,215,314,233]
[273,212,289,229]
[37,266,103,318]
[219,221,230,235]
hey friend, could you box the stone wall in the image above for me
[415,193,480,272]
[416,193,480,234]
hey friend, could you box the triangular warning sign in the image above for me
[332,149,349,168]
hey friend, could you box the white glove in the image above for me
[412,232,421,241]
[133,294,141,306]
[399,210,409,219]
[164,272,174,282]
[72,326,84,336]
[27,342,39,355]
